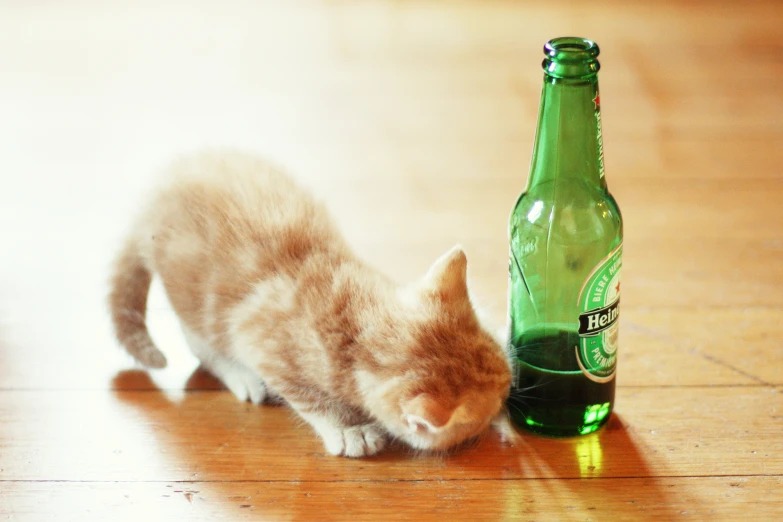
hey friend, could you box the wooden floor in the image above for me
[1,0,782,520]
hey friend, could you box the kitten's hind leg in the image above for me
[180,326,267,405]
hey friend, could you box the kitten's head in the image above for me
[358,245,512,452]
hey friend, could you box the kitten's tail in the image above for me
[108,238,167,368]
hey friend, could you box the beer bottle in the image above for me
[507,37,623,437]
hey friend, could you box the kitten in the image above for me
[109,150,512,457]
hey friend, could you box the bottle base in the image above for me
[507,349,616,438]
[507,400,613,438]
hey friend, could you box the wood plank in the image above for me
[618,238,783,309]
[0,386,780,482]
[0,305,762,391]
[617,309,764,387]
[276,137,783,184]
[629,308,783,386]
[356,239,783,311]
[317,179,783,247]
[0,305,760,392]
[5,83,780,152]
[2,476,782,522]
[5,165,780,250]
[3,0,778,73]
[2,227,780,323]
[501,239,783,310]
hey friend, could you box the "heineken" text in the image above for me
[578,298,620,336]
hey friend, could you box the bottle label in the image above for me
[576,243,622,382]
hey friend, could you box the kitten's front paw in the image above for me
[322,424,387,458]
[222,368,267,405]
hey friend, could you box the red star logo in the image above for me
[593,93,601,110]
[615,282,621,293]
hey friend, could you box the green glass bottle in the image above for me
[506,37,623,437]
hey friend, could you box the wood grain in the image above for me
[2,477,782,522]
[1,0,782,520]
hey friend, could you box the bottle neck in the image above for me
[526,75,606,190]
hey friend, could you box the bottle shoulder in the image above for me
[510,180,622,242]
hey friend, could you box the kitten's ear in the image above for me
[401,394,456,433]
[424,245,469,301]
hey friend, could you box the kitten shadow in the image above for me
[111,366,226,390]
[183,366,227,390]
[112,368,452,462]
[112,371,685,517]
[111,367,417,516]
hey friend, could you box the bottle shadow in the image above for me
[448,413,690,517]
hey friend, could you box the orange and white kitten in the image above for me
[109,150,512,457]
